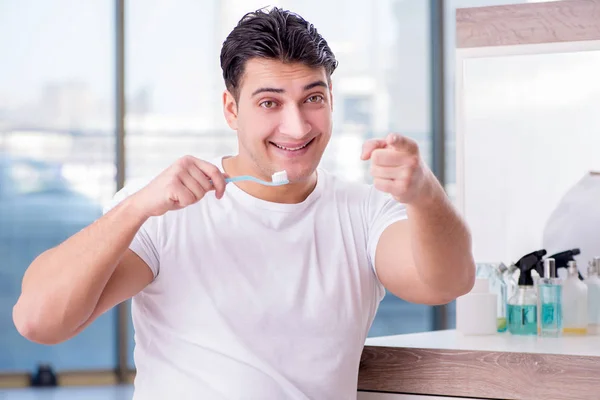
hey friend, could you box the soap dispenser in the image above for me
[561,260,588,335]
[536,258,562,337]
[507,250,546,335]
[585,257,600,335]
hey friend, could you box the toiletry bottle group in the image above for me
[478,249,599,337]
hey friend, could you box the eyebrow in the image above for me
[251,80,328,97]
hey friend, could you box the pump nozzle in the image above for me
[515,249,547,286]
[548,248,583,280]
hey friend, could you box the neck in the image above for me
[222,156,317,204]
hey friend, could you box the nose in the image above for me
[279,104,311,139]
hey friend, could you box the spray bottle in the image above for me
[507,250,546,335]
[550,249,584,280]
[551,249,588,335]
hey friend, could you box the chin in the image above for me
[279,163,318,183]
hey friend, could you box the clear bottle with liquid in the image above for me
[476,263,508,332]
[507,251,545,335]
[500,263,519,306]
[562,261,588,335]
[507,249,546,335]
[537,258,562,337]
[508,286,538,335]
[492,264,508,332]
[585,257,600,335]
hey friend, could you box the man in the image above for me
[13,7,475,400]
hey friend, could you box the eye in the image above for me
[306,95,324,103]
[260,100,277,109]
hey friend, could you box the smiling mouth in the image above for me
[270,138,315,151]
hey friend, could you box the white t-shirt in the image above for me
[104,157,408,400]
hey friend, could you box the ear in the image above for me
[223,90,238,130]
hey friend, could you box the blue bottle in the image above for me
[537,258,562,337]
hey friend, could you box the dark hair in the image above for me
[220,7,338,100]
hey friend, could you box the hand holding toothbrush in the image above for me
[131,155,228,218]
[361,133,435,204]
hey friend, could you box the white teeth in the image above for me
[273,141,310,151]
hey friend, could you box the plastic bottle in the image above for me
[476,263,508,332]
[585,257,600,335]
[456,277,497,335]
[561,261,588,335]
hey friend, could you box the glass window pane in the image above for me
[368,0,434,335]
[0,1,116,371]
[125,0,232,182]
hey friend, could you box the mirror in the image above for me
[457,48,600,266]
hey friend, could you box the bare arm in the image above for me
[12,198,153,344]
[13,155,228,345]
[375,178,475,304]
[67,249,154,340]
[363,134,475,305]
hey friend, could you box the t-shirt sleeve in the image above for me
[365,186,408,277]
[102,180,160,278]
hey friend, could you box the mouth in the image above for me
[269,137,315,152]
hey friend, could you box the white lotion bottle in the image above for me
[456,278,497,335]
[562,261,588,335]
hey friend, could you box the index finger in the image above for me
[361,139,388,160]
[386,133,419,155]
[193,158,228,199]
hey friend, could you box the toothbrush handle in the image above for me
[217,175,283,186]
[225,175,255,184]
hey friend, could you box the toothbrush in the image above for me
[222,170,289,186]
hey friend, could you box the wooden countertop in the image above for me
[358,330,600,400]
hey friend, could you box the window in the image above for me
[0,0,116,371]
[0,0,439,377]
[125,0,233,369]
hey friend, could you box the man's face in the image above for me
[223,58,333,182]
